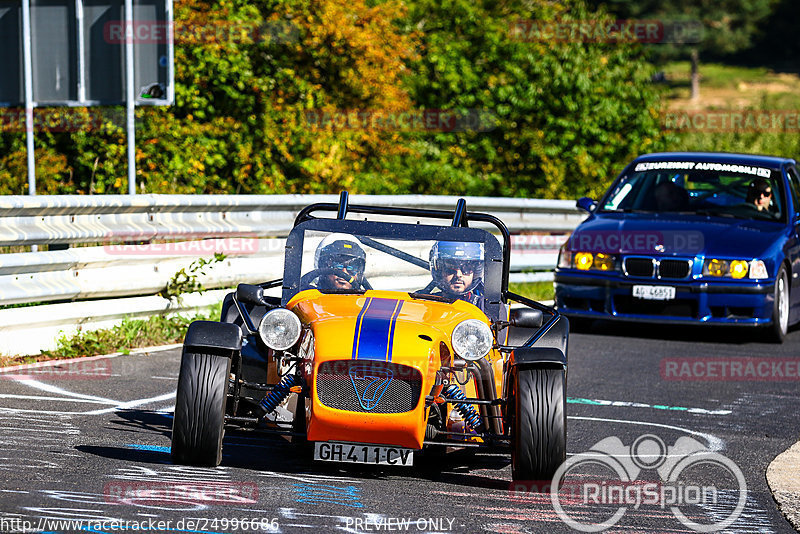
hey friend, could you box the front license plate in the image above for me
[314,442,414,466]
[632,285,676,300]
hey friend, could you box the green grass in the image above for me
[0,302,222,367]
[662,62,771,88]
[508,280,555,302]
[658,61,800,160]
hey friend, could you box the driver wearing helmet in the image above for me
[313,233,366,290]
[428,241,485,309]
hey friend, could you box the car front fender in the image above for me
[509,347,567,369]
[184,320,242,355]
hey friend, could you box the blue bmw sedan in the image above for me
[554,152,800,342]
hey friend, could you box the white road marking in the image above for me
[9,378,118,405]
[0,394,110,404]
[0,378,175,416]
[568,415,725,452]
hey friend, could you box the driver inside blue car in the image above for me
[427,241,485,309]
[313,233,366,290]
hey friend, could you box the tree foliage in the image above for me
[0,0,668,199]
[587,0,779,58]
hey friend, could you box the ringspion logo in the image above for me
[550,434,746,532]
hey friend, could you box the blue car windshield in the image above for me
[600,167,784,222]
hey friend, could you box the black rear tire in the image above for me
[511,367,566,481]
[171,350,231,466]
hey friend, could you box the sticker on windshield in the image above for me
[634,161,772,178]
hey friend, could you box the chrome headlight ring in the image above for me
[258,308,302,351]
[451,319,493,361]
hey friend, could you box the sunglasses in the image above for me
[441,260,478,276]
[761,190,772,197]
[324,257,364,276]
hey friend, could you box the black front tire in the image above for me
[767,265,789,343]
[511,367,566,481]
[171,350,231,466]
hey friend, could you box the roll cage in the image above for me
[285,192,561,346]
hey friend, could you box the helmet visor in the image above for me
[439,260,480,276]
[321,255,365,277]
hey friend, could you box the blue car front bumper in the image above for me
[554,271,775,326]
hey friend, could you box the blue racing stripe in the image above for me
[386,300,403,362]
[353,298,400,361]
[351,297,373,359]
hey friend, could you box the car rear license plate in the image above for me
[314,442,414,466]
[632,285,676,300]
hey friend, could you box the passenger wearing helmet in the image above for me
[428,241,485,309]
[312,233,367,290]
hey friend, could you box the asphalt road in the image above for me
[1,322,799,534]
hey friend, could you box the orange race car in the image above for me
[171,193,568,481]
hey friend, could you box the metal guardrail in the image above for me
[0,194,582,245]
[0,194,583,355]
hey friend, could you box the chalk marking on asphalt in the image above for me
[0,383,175,416]
[8,378,118,405]
[568,415,724,452]
[89,392,176,414]
[124,444,171,453]
[568,396,732,416]
[1,426,79,435]
[0,394,110,404]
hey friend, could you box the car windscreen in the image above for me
[299,231,450,294]
[282,218,504,320]
[601,165,784,222]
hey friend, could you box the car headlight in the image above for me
[574,252,593,270]
[703,258,767,279]
[557,246,572,269]
[560,250,616,272]
[451,319,493,361]
[258,308,302,351]
[704,258,727,277]
[749,260,768,279]
[729,260,748,279]
[594,253,614,271]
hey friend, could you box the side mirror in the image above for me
[510,308,543,329]
[576,197,597,213]
[236,283,264,306]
